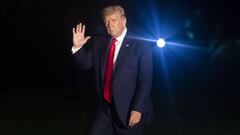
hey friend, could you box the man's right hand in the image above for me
[72,23,91,48]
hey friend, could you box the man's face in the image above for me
[103,12,126,38]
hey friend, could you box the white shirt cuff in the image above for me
[71,46,82,54]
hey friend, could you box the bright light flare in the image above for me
[157,38,166,48]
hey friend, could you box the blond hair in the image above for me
[101,5,126,20]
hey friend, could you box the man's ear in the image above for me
[122,17,127,26]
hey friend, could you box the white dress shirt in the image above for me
[113,28,127,65]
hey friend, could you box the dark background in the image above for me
[0,0,239,134]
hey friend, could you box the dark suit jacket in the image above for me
[73,33,154,128]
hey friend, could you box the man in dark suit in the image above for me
[72,5,153,135]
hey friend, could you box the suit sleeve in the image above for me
[131,43,153,113]
[73,43,93,70]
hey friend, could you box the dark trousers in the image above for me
[88,102,144,135]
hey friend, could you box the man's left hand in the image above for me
[128,111,141,127]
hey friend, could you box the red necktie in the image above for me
[103,38,117,103]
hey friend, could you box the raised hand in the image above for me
[72,23,91,48]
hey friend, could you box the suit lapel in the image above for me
[100,36,132,83]
[113,36,132,77]
[100,38,112,83]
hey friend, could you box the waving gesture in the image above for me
[72,23,91,48]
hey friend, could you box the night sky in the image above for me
[1,0,239,134]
